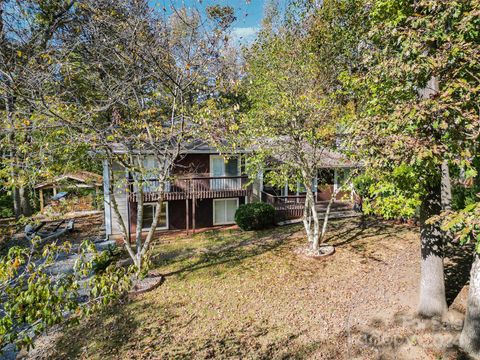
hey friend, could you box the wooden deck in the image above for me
[261,191,357,222]
[128,176,251,202]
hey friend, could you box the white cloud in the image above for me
[231,26,259,45]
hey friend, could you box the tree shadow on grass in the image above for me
[44,297,184,359]
[159,228,297,278]
[152,218,409,280]
[444,241,475,306]
[47,301,142,359]
[326,217,410,248]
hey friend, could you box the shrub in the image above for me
[235,202,275,231]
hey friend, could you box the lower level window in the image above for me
[142,202,168,230]
[213,198,239,225]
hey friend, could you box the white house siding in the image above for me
[104,161,130,238]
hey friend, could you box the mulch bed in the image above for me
[129,274,165,296]
[294,243,335,259]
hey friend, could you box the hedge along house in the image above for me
[103,142,253,240]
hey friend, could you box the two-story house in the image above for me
[102,143,357,240]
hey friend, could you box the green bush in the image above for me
[234,202,275,231]
[0,192,13,218]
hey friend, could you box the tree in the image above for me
[441,203,480,355]
[0,0,81,218]
[0,237,131,352]
[346,0,479,321]
[42,0,237,275]
[214,0,365,253]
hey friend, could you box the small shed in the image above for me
[34,171,103,211]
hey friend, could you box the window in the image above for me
[142,202,168,230]
[210,155,241,190]
[210,156,240,177]
[213,198,239,225]
[225,158,239,176]
[134,156,171,193]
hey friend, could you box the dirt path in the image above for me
[27,218,469,359]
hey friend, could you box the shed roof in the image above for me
[34,171,103,190]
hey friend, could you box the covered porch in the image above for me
[260,168,360,222]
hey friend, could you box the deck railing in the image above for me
[261,191,311,205]
[261,191,305,221]
[129,175,251,202]
[261,191,356,222]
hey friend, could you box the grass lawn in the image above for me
[29,218,467,359]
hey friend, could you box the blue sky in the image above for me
[149,0,266,43]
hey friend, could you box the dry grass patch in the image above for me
[28,218,468,359]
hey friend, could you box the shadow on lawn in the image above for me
[326,217,407,248]
[156,228,298,278]
[444,241,475,305]
[152,218,408,279]
[50,300,142,358]
[49,298,324,359]
[49,297,188,359]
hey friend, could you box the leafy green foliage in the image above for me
[440,202,480,252]
[346,0,480,178]
[0,192,13,218]
[206,5,236,30]
[345,0,480,234]
[0,238,132,351]
[353,165,422,219]
[235,203,275,231]
[92,245,121,273]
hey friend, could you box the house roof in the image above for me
[256,136,359,168]
[267,148,357,168]
[108,139,251,155]
[34,171,103,190]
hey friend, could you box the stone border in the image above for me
[294,244,336,260]
[129,275,165,296]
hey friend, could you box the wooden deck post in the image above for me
[192,196,196,234]
[186,198,189,234]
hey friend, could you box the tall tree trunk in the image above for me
[135,184,144,272]
[307,186,320,251]
[19,187,32,216]
[320,195,335,244]
[6,91,21,219]
[12,187,21,219]
[441,160,452,211]
[459,254,480,356]
[302,193,313,243]
[418,180,448,317]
